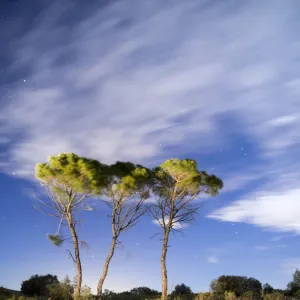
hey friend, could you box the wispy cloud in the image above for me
[254,243,287,251]
[1,0,299,176]
[207,256,219,264]
[270,236,283,242]
[0,0,300,236]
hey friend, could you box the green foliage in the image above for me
[21,274,59,297]
[196,292,214,300]
[287,269,300,295]
[152,158,223,230]
[263,292,284,300]
[171,284,192,295]
[263,283,274,295]
[106,161,152,198]
[35,153,108,197]
[294,289,300,299]
[129,286,160,296]
[35,153,108,251]
[102,161,153,237]
[156,158,223,196]
[224,291,237,300]
[169,295,194,300]
[243,290,254,299]
[293,269,300,287]
[47,276,74,300]
[47,234,64,246]
[78,285,93,299]
[0,286,13,300]
[210,276,262,299]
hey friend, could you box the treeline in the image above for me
[2,269,300,300]
[31,153,223,299]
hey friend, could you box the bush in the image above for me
[78,285,93,300]
[242,290,254,299]
[263,292,285,300]
[197,292,214,300]
[224,291,237,300]
[294,289,300,299]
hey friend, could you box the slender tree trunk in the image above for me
[161,228,171,300]
[67,213,82,298]
[97,236,118,299]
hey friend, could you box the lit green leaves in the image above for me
[47,234,64,246]
[35,153,108,196]
[156,158,223,197]
[108,161,152,198]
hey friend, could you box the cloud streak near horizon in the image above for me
[1,0,300,236]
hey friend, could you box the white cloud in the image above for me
[207,256,219,264]
[209,188,300,234]
[0,0,299,179]
[268,114,299,127]
[152,217,187,230]
[0,0,300,236]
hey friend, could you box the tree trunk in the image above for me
[161,229,170,300]
[97,236,117,299]
[67,213,82,298]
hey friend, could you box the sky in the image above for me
[1,0,300,294]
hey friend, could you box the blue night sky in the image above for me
[1,0,300,294]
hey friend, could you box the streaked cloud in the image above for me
[207,256,219,264]
[0,0,299,178]
[0,0,299,237]
[270,236,283,242]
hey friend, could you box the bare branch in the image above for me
[33,203,62,219]
[66,249,76,264]
[73,192,90,207]
[150,232,164,241]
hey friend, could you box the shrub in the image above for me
[263,292,285,300]
[294,289,300,299]
[197,292,214,300]
[243,290,254,299]
[224,291,237,300]
[78,285,93,300]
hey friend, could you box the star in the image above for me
[23,79,26,82]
